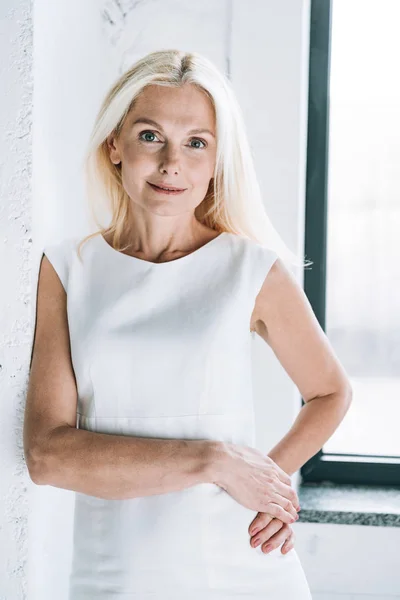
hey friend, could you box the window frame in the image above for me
[300,0,400,486]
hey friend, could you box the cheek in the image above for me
[120,148,150,181]
[122,140,144,164]
[187,152,214,174]
[192,162,214,187]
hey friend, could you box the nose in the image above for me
[158,143,181,174]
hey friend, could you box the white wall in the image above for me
[1,0,399,598]
[0,0,33,598]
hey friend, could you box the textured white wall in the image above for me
[5,0,398,598]
[0,0,33,598]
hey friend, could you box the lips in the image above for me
[148,182,186,191]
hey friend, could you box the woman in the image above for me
[25,49,352,598]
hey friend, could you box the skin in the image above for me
[106,81,221,260]
[248,255,353,554]
[106,82,297,554]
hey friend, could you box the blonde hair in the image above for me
[78,49,312,269]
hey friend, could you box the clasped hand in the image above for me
[215,442,300,554]
[248,511,297,555]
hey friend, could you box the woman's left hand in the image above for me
[248,512,295,555]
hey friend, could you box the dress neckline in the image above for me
[97,230,228,267]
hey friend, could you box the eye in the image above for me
[138,130,160,143]
[189,138,207,149]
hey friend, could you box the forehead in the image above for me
[127,83,215,130]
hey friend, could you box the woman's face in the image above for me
[107,82,217,216]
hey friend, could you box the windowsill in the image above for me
[297,481,400,527]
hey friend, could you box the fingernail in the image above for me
[263,544,272,553]
[253,537,261,547]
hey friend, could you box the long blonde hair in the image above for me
[78,49,311,269]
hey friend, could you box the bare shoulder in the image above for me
[250,258,352,402]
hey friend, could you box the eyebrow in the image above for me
[131,118,215,138]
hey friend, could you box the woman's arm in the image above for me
[250,258,353,476]
[32,426,222,500]
[267,393,351,476]
[24,255,223,500]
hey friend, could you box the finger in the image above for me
[248,512,274,536]
[270,492,299,520]
[262,500,297,524]
[281,539,294,554]
[250,520,284,548]
[261,525,292,554]
[272,479,300,511]
[281,531,295,554]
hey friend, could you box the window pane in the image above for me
[324,0,400,456]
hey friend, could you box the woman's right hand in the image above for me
[211,442,300,524]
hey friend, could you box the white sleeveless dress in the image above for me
[42,230,312,599]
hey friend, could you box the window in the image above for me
[301,0,400,485]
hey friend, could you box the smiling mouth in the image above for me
[147,182,186,194]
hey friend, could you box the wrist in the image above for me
[202,441,230,486]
